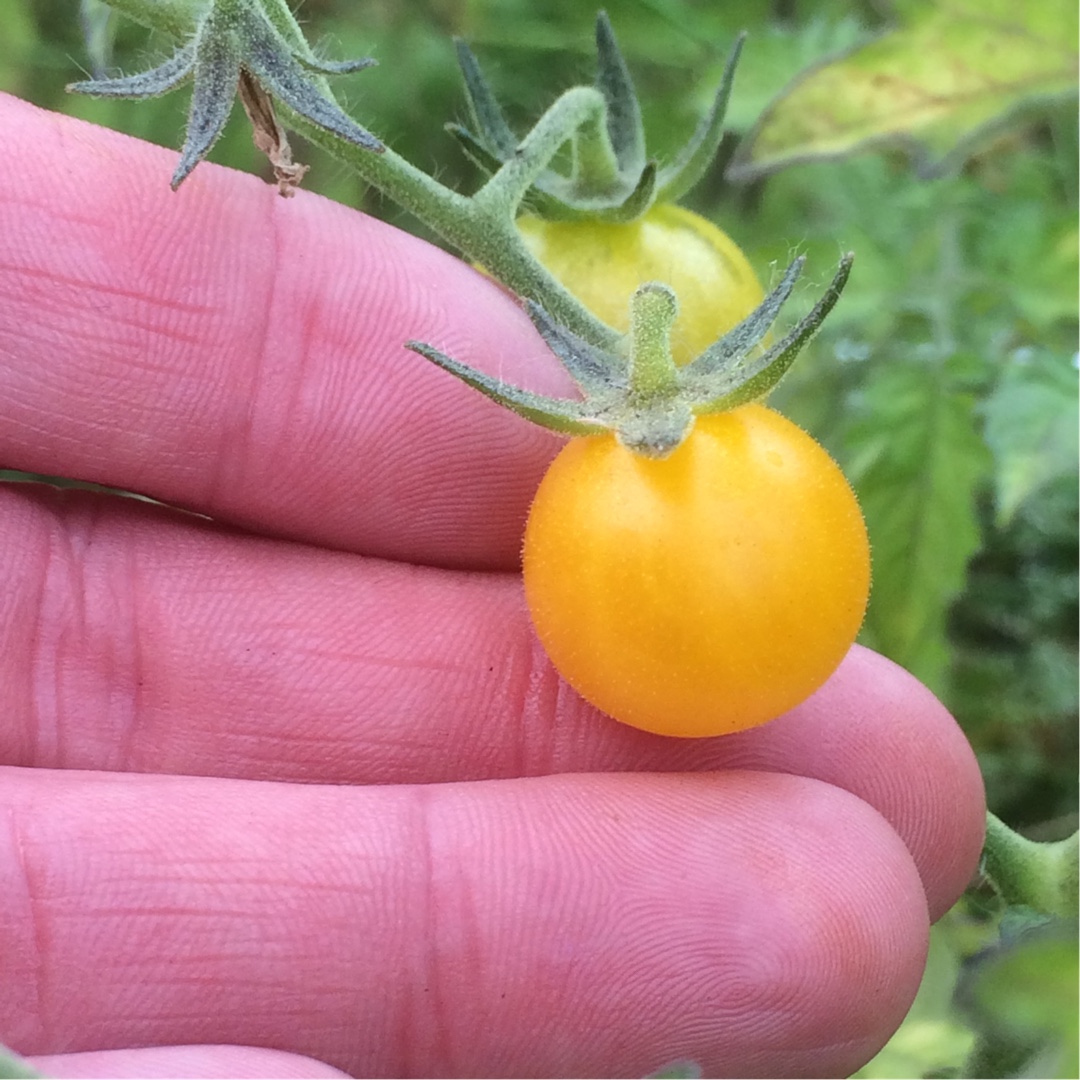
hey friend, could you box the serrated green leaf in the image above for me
[729,0,1080,181]
[982,351,1080,527]
[844,358,991,691]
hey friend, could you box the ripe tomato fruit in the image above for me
[522,404,870,737]
[517,203,764,365]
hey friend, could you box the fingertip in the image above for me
[796,647,987,920]
[0,767,933,1078]
[422,771,932,1078]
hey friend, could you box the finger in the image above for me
[0,97,985,923]
[0,93,568,570]
[29,1046,350,1079]
[0,765,929,1079]
[0,482,984,920]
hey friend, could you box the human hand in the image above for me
[0,95,985,1079]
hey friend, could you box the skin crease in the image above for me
[0,95,986,1079]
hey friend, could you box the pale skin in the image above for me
[0,93,986,1079]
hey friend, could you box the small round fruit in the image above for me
[522,404,870,738]
[516,203,764,365]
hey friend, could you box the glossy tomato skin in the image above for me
[522,405,870,738]
[517,204,764,366]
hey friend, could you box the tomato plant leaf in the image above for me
[982,350,1080,527]
[844,358,990,691]
[728,0,1080,181]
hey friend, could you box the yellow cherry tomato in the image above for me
[517,203,764,365]
[522,404,870,737]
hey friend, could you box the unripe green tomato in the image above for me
[517,203,764,365]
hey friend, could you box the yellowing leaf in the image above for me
[729,0,1079,180]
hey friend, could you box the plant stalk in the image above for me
[286,89,622,347]
[982,812,1079,919]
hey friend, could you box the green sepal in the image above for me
[655,34,744,204]
[67,41,196,99]
[524,299,628,394]
[455,25,638,207]
[453,37,518,157]
[594,9,646,174]
[450,11,744,221]
[235,4,382,157]
[529,159,658,224]
[445,121,505,180]
[448,127,659,225]
[690,254,854,412]
[404,341,609,438]
[682,255,803,384]
[177,22,238,187]
[295,54,378,77]
[408,253,854,458]
[67,0,383,190]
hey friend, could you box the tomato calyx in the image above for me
[448,12,744,223]
[67,0,383,191]
[407,252,853,458]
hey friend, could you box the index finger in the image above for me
[0,94,569,570]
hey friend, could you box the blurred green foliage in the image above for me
[1,1,1077,1076]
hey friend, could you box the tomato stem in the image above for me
[570,110,625,196]
[628,284,680,398]
[982,813,1078,920]
[291,86,624,349]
